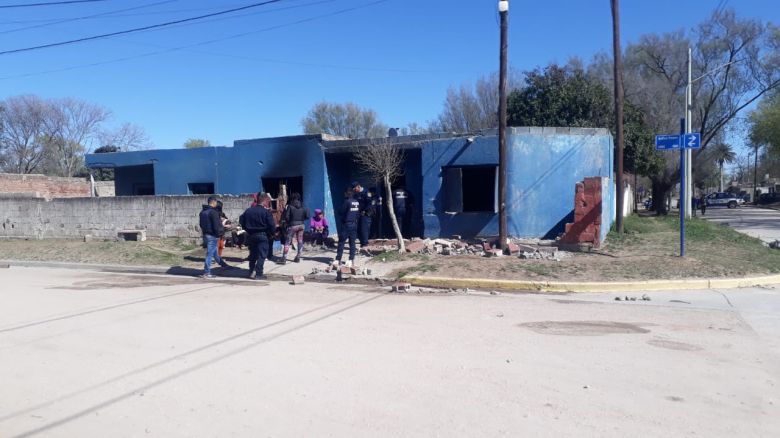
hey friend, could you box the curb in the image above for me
[402,274,780,293]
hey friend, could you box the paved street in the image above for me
[701,205,780,244]
[1,267,779,437]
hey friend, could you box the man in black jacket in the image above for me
[240,192,276,279]
[199,196,231,278]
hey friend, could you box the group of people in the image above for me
[199,181,404,279]
[199,193,327,279]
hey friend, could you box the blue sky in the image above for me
[0,0,777,150]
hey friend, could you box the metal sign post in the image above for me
[654,123,701,257]
[679,119,685,257]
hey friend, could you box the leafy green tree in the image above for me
[508,63,612,129]
[183,138,211,149]
[750,91,780,155]
[709,143,737,191]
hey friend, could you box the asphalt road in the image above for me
[701,205,780,244]
[1,267,779,437]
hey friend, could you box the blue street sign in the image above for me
[655,133,702,150]
[655,134,681,150]
[683,133,701,149]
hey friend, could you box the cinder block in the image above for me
[291,275,305,285]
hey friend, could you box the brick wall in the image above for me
[0,173,90,200]
[0,195,254,240]
[561,177,603,248]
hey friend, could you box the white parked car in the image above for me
[704,192,745,209]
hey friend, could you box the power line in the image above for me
[0,0,288,56]
[0,0,178,35]
[0,0,106,8]
[0,0,402,80]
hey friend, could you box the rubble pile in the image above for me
[361,237,569,261]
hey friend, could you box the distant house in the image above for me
[85,127,614,240]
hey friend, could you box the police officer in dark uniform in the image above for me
[240,192,276,280]
[353,181,375,247]
[335,186,361,266]
[392,186,410,237]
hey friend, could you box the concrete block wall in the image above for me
[0,173,90,200]
[0,195,254,240]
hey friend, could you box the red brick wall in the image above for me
[561,177,603,248]
[0,173,90,200]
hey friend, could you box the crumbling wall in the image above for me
[0,195,254,240]
[560,177,603,248]
[0,173,90,200]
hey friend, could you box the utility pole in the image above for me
[611,0,625,233]
[498,0,509,250]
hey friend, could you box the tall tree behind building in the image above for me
[183,138,211,149]
[434,71,520,133]
[301,102,388,139]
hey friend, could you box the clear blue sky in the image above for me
[0,0,777,150]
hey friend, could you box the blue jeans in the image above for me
[203,234,224,275]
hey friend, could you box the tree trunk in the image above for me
[651,178,670,216]
[384,174,405,253]
[719,161,724,192]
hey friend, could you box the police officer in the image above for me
[240,192,276,280]
[335,186,361,266]
[353,181,374,247]
[392,186,409,237]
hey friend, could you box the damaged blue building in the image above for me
[86,127,614,241]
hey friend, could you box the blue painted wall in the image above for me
[86,136,337,230]
[88,128,614,240]
[421,127,613,239]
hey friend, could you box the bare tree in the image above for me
[43,98,111,177]
[98,122,152,151]
[0,95,49,174]
[589,8,780,213]
[434,70,520,133]
[352,139,406,252]
[302,102,388,139]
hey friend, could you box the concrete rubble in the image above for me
[358,237,571,261]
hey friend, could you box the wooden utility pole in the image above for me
[611,0,625,233]
[498,0,509,250]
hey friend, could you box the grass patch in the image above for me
[606,214,780,277]
[396,262,438,279]
[374,250,429,263]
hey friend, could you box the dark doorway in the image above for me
[115,164,155,196]
[261,176,303,200]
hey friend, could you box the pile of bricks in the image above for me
[361,237,568,260]
[560,177,603,249]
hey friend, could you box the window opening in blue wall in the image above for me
[187,182,215,195]
[443,166,497,213]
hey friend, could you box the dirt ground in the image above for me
[2,214,779,282]
[383,214,780,281]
